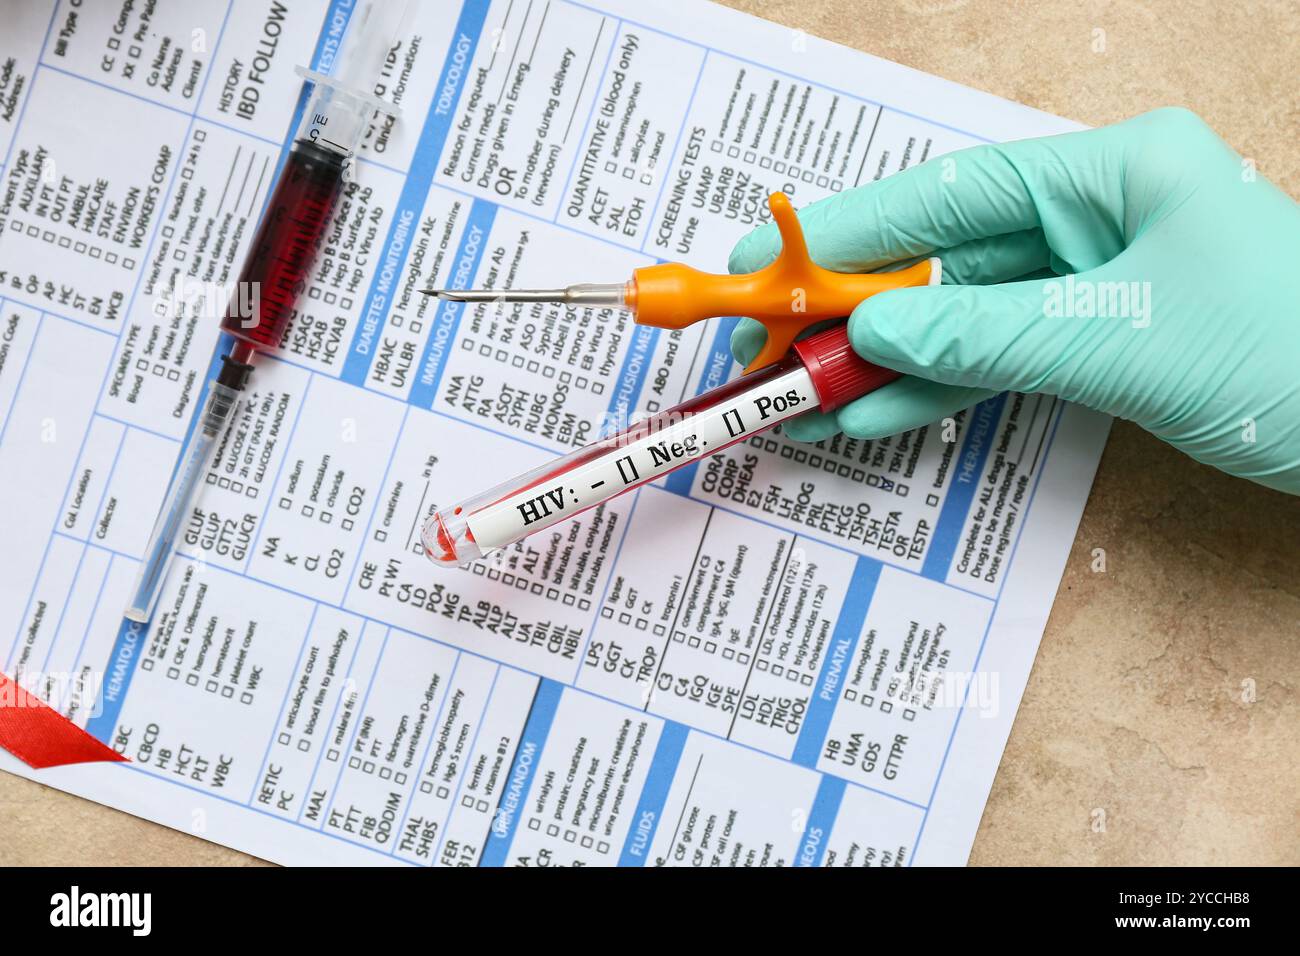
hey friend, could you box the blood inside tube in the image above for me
[220,139,346,351]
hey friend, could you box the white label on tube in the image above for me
[466,366,818,551]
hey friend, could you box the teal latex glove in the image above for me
[729,108,1300,494]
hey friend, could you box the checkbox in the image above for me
[529,818,541,830]
[221,685,233,698]
[926,493,940,507]
[379,766,392,779]
[186,674,198,686]
[374,529,387,542]
[279,497,291,509]
[756,659,767,671]
[363,761,374,773]
[845,689,857,702]
[141,658,154,672]
[704,641,716,653]
[298,739,310,752]
[688,636,700,648]
[462,795,475,808]
[581,835,593,848]
[476,799,489,812]
[350,756,361,769]
[722,647,734,660]
[653,624,665,636]
[108,37,120,50]
[342,518,354,531]
[395,772,406,785]
[278,733,291,745]
[880,701,893,713]
[436,786,449,799]
[328,749,339,762]
[903,708,916,721]
[862,695,874,707]
[420,781,434,794]
[320,511,332,523]
[547,824,559,836]
[598,841,609,854]
[302,504,314,517]
[241,691,253,704]
[564,830,576,842]
[206,680,218,693]
[601,607,613,619]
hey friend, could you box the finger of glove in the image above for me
[728,134,1111,275]
[836,377,996,440]
[928,229,1052,286]
[849,278,1087,396]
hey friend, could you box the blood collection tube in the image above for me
[422,319,910,567]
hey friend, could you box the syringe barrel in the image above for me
[422,323,901,566]
[219,139,345,352]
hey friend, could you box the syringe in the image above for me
[125,1,413,623]
[419,271,937,568]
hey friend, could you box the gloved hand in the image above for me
[729,108,1300,494]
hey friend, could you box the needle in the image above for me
[423,283,629,308]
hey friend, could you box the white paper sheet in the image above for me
[0,0,1109,866]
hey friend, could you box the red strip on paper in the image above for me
[0,671,127,768]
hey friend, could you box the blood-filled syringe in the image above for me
[420,268,937,568]
[125,1,412,623]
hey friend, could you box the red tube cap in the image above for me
[794,324,901,412]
